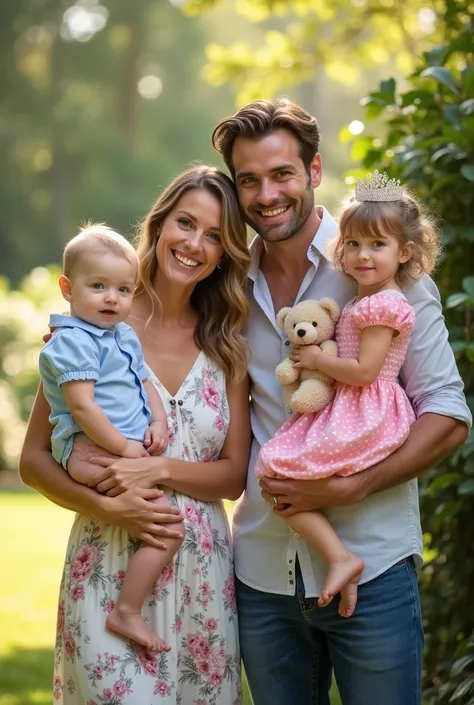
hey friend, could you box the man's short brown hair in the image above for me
[212,98,320,176]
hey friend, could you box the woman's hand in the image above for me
[101,487,184,549]
[88,455,167,496]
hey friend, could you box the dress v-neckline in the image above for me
[149,349,204,399]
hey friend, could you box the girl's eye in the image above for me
[347,240,359,248]
[92,283,104,290]
[118,286,130,294]
[372,241,385,248]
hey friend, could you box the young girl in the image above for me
[39,224,183,652]
[256,171,441,618]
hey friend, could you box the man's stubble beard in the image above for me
[244,181,315,243]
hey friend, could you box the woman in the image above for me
[20,165,251,705]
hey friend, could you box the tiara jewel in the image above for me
[354,170,403,202]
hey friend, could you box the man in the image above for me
[212,99,471,705]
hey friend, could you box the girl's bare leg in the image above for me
[285,511,364,618]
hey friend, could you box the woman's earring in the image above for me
[217,263,223,269]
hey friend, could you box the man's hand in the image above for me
[259,475,360,516]
[290,344,322,370]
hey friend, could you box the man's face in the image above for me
[232,128,322,243]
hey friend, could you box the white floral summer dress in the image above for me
[53,352,242,705]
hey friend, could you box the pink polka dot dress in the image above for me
[256,290,416,480]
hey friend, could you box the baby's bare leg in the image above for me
[285,511,364,618]
[67,434,119,485]
[106,493,184,652]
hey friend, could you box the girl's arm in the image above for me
[19,384,183,548]
[62,380,148,458]
[92,376,251,502]
[143,379,167,426]
[292,326,394,386]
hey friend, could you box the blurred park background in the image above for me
[0,0,473,703]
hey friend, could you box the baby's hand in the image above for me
[290,344,322,370]
[144,420,168,456]
[122,439,150,459]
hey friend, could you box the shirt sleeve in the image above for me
[402,276,472,426]
[352,292,415,334]
[41,329,100,386]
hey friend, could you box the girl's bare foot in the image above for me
[318,553,364,616]
[106,605,170,652]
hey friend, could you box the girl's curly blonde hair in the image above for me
[330,190,442,287]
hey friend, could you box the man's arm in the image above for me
[261,276,471,513]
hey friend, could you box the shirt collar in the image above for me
[49,313,116,337]
[248,206,338,281]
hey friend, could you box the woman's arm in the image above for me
[92,376,251,502]
[292,326,394,386]
[19,383,183,548]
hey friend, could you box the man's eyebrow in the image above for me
[236,164,297,180]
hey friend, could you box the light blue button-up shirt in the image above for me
[39,314,151,468]
[233,207,472,598]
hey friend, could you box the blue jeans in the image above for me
[237,559,423,705]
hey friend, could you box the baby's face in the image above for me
[67,252,137,328]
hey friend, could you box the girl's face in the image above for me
[342,231,412,291]
[155,188,225,290]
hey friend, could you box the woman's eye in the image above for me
[177,218,192,228]
[208,232,221,242]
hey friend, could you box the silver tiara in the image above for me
[354,170,403,202]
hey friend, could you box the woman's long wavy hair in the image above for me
[135,165,250,381]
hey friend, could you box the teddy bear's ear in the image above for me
[276,307,292,331]
[319,298,340,322]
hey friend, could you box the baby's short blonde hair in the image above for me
[63,223,137,278]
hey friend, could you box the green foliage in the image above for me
[0,0,235,286]
[0,267,63,470]
[188,0,452,104]
[347,8,474,702]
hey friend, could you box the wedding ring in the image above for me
[272,494,279,506]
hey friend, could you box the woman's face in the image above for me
[155,188,225,289]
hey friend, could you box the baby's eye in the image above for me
[118,286,131,294]
[92,282,104,290]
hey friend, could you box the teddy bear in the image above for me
[275,298,340,414]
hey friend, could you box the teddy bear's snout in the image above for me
[296,328,306,338]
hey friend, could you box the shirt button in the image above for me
[289,580,294,585]
[177,400,183,406]
[289,559,293,564]
[289,571,293,576]
[169,399,176,406]
[286,406,292,415]
[284,340,290,347]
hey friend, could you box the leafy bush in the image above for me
[349,7,474,702]
[0,267,62,470]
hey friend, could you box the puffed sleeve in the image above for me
[40,329,100,386]
[352,292,415,334]
[121,326,148,380]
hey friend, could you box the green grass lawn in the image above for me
[0,491,340,704]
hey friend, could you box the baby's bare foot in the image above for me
[318,553,364,616]
[106,606,170,652]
